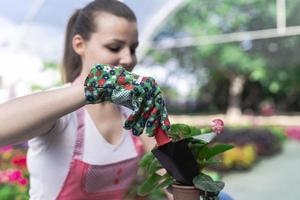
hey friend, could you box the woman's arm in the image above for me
[0,85,86,147]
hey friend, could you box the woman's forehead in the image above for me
[94,12,137,32]
[93,13,138,42]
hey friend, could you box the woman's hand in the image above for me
[124,92,171,136]
[84,64,170,136]
[165,189,174,200]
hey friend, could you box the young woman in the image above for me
[0,0,169,199]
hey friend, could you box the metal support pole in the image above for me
[277,0,286,34]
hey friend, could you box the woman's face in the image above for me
[76,12,139,76]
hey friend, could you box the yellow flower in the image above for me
[222,144,257,169]
[2,152,12,160]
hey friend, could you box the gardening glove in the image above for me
[84,64,170,136]
[84,64,160,112]
[84,64,138,108]
[124,93,171,136]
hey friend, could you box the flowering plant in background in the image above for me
[209,127,285,173]
[0,144,29,200]
[138,119,234,200]
[285,127,300,141]
[222,144,257,170]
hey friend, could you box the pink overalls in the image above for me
[56,108,144,200]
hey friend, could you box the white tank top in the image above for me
[27,107,138,200]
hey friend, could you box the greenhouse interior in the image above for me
[0,0,300,200]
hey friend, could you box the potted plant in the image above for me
[137,119,234,200]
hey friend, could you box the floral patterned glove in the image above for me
[84,64,170,136]
[84,64,136,107]
[124,93,171,136]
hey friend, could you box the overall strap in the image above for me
[71,77,85,160]
[73,108,85,160]
[131,134,145,156]
[120,106,144,155]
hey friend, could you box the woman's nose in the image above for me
[119,49,136,70]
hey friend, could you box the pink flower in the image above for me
[0,172,5,183]
[18,178,28,186]
[8,170,22,182]
[286,127,300,141]
[211,119,224,134]
[0,145,13,153]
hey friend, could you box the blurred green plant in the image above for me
[30,61,62,92]
[146,0,300,114]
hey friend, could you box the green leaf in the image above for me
[201,158,220,168]
[190,142,207,158]
[193,174,224,193]
[148,158,162,174]
[139,153,162,175]
[157,174,174,189]
[139,153,155,168]
[169,124,191,139]
[206,144,234,159]
[197,144,210,159]
[193,133,216,143]
[194,173,213,182]
[189,126,203,136]
[138,173,165,196]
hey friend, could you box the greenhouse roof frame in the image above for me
[143,0,300,53]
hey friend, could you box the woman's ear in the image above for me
[72,34,85,56]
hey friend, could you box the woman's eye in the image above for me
[130,47,137,54]
[107,47,120,52]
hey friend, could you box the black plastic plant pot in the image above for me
[152,138,199,186]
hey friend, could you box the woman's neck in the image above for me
[85,102,124,145]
